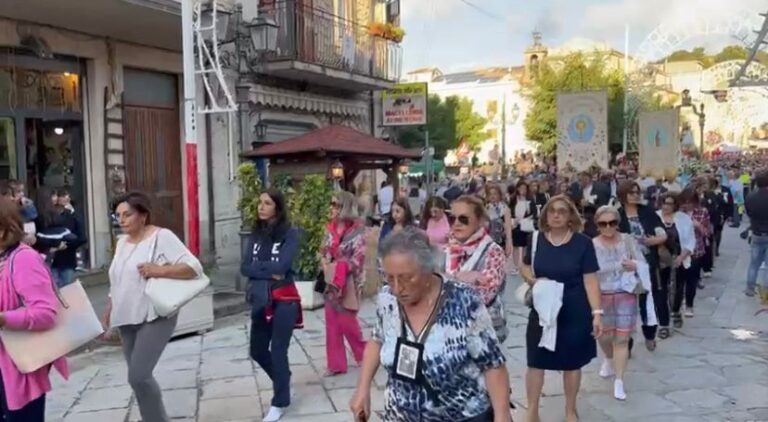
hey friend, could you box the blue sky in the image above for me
[400,0,767,73]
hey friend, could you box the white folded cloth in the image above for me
[532,278,564,352]
[620,260,658,326]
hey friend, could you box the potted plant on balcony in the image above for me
[368,22,405,43]
[289,175,333,309]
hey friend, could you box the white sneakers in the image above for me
[614,379,627,401]
[600,359,627,400]
[599,359,615,378]
[263,406,286,422]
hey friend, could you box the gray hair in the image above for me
[333,191,359,220]
[379,227,438,273]
[594,205,621,223]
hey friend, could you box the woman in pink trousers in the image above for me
[0,197,68,421]
[321,191,367,376]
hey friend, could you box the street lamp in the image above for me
[680,89,706,154]
[330,159,345,180]
[248,14,279,53]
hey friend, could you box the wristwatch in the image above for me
[592,309,604,316]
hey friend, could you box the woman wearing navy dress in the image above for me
[520,195,602,422]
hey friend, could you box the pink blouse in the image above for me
[426,215,451,249]
[0,245,69,410]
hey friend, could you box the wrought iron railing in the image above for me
[260,1,402,83]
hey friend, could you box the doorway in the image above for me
[122,68,184,239]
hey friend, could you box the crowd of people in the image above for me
[0,149,765,422]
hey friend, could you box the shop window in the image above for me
[0,67,80,113]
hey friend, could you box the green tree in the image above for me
[396,94,487,158]
[524,53,625,154]
[454,96,489,151]
[714,45,749,63]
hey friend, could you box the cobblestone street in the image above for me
[51,227,767,422]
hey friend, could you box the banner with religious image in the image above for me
[556,91,609,172]
[638,110,680,180]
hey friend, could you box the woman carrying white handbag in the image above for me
[105,192,203,422]
[0,198,69,421]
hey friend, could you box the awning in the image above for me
[407,160,444,175]
[0,0,182,51]
[248,84,368,117]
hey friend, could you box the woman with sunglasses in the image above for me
[592,205,644,401]
[616,181,667,352]
[520,195,601,422]
[321,191,367,377]
[656,192,695,334]
[446,195,508,343]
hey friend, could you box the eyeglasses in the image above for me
[384,272,420,287]
[597,220,619,228]
[453,215,472,226]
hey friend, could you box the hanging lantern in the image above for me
[330,159,344,180]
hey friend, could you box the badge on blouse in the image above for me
[393,336,424,383]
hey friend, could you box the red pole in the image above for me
[182,0,200,256]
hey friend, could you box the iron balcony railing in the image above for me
[261,1,402,83]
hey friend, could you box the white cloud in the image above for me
[401,0,463,20]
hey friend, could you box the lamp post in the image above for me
[680,89,706,154]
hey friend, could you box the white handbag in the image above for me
[0,253,103,373]
[144,231,210,317]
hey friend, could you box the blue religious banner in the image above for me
[556,91,609,172]
[639,110,680,181]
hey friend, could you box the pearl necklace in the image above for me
[547,230,572,247]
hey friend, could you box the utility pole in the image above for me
[501,95,507,180]
[181,0,200,255]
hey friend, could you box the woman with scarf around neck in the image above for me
[321,191,368,376]
[446,195,508,343]
[241,190,302,422]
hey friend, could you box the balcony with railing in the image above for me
[257,1,402,91]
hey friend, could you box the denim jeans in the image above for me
[746,234,768,291]
[250,301,299,408]
[51,268,76,288]
[0,369,46,422]
[732,206,742,226]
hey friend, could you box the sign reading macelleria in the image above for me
[556,91,609,172]
[382,83,428,126]
[639,110,680,181]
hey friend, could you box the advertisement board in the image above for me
[382,83,428,126]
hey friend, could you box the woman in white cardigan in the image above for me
[656,192,696,337]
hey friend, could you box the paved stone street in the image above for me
[51,227,767,422]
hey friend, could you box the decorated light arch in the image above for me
[622,8,768,152]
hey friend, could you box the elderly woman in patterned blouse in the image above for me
[350,228,511,422]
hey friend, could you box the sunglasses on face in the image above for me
[453,215,472,226]
[597,220,619,228]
